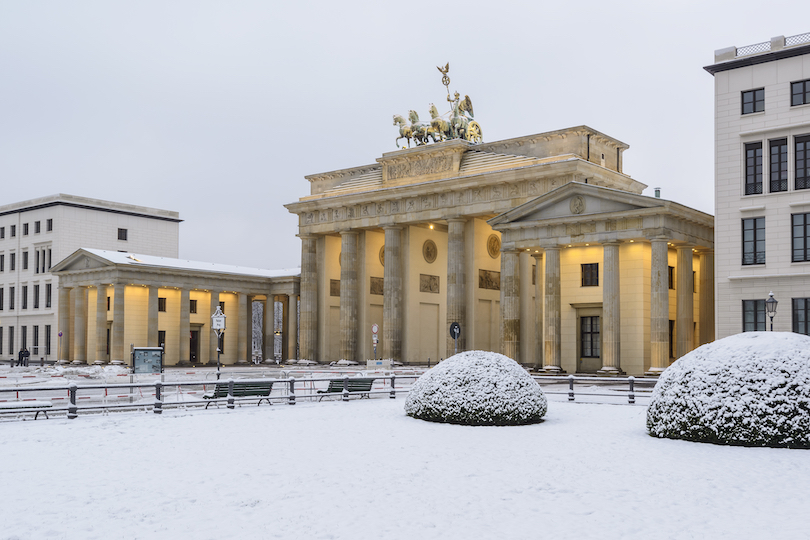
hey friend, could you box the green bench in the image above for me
[317,378,374,401]
[203,381,274,409]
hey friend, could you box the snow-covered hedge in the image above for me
[404,351,547,426]
[647,332,810,448]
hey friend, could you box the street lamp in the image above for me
[765,291,778,332]
[211,306,226,380]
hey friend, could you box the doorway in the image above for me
[190,329,200,364]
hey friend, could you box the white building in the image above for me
[0,194,180,362]
[706,32,810,338]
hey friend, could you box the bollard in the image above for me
[68,382,78,419]
[288,377,296,405]
[154,381,163,414]
[390,375,396,399]
[427,358,430,368]
[568,375,575,402]
[342,376,350,402]
[628,376,635,404]
[227,378,235,409]
[40,357,44,367]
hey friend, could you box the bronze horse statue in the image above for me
[393,114,413,148]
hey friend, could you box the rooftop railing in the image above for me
[734,32,810,58]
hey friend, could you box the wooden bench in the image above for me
[317,378,374,401]
[0,400,53,419]
[203,381,274,409]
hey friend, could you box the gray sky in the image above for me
[2,1,807,269]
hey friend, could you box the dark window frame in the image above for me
[792,79,810,107]
[742,88,765,114]
[10,225,15,237]
[34,221,40,234]
[9,286,14,310]
[22,251,28,270]
[190,299,197,314]
[769,138,788,192]
[46,219,53,232]
[22,223,28,236]
[793,212,810,263]
[45,283,52,308]
[742,217,766,265]
[21,286,27,310]
[581,263,599,287]
[668,266,675,290]
[33,284,39,309]
[158,297,167,312]
[743,299,767,332]
[745,142,763,195]
[580,316,601,358]
[793,298,810,336]
[118,228,128,241]
[796,135,810,191]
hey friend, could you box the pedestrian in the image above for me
[17,348,23,367]
[23,348,30,367]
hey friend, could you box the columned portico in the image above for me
[339,230,359,362]
[543,247,562,372]
[299,235,318,362]
[676,245,694,359]
[446,218,467,357]
[71,287,87,365]
[500,249,520,361]
[598,242,623,375]
[383,226,403,362]
[647,238,670,375]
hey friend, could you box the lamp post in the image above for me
[766,291,778,332]
[211,306,226,380]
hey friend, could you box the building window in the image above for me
[0,328,3,356]
[10,253,15,271]
[21,326,27,350]
[742,217,766,265]
[219,301,226,313]
[668,266,675,289]
[745,142,763,195]
[797,135,810,191]
[21,286,27,310]
[770,139,788,192]
[792,80,810,107]
[45,284,52,308]
[580,316,600,358]
[46,219,52,232]
[158,330,166,348]
[190,299,197,314]
[118,228,128,241]
[10,225,15,237]
[107,296,111,311]
[693,271,697,293]
[33,284,39,309]
[742,88,764,114]
[743,300,767,332]
[581,263,599,287]
[33,326,39,356]
[34,221,40,234]
[8,326,13,354]
[22,251,28,270]
[35,250,40,274]
[45,325,51,355]
[158,297,167,312]
[0,288,3,310]
[793,298,810,336]
[47,248,51,270]
[792,213,810,262]
[0,227,4,239]
[9,286,14,310]
[22,223,28,236]
[0,254,4,272]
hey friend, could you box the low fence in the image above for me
[0,374,654,420]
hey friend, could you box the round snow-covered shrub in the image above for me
[404,351,547,426]
[647,332,810,448]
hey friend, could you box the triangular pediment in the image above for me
[489,182,664,226]
[50,249,116,273]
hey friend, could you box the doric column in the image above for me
[57,286,72,364]
[383,226,403,362]
[543,247,563,372]
[71,287,87,365]
[111,284,126,365]
[519,251,533,366]
[698,250,715,346]
[599,242,623,374]
[264,296,275,362]
[179,288,190,366]
[209,290,220,366]
[500,249,520,361]
[147,286,159,347]
[246,294,254,363]
[339,230,359,362]
[94,284,108,365]
[280,295,290,360]
[446,218,466,357]
[287,294,298,361]
[676,245,694,359]
[299,235,318,362]
[532,253,544,370]
[647,238,670,375]
[237,293,248,364]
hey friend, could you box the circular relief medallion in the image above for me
[570,195,585,214]
[379,245,385,267]
[423,239,438,264]
[487,234,501,259]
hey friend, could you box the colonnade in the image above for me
[56,283,298,366]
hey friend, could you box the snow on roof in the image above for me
[82,248,300,279]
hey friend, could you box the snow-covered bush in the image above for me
[405,351,547,426]
[647,332,810,448]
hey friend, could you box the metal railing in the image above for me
[532,375,654,404]
[786,32,810,47]
[736,41,771,57]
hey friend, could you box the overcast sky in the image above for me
[1,1,808,270]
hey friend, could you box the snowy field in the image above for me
[2,397,808,539]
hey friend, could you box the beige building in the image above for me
[50,249,299,366]
[705,32,810,338]
[285,127,714,375]
[0,194,180,362]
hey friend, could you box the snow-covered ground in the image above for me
[1,397,808,539]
